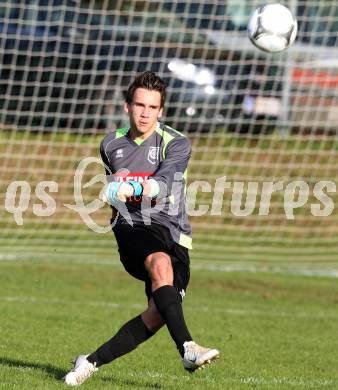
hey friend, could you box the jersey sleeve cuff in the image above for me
[127,181,143,196]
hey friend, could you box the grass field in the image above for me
[1,257,338,389]
[1,131,338,388]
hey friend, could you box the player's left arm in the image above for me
[143,136,191,198]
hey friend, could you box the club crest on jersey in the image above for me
[115,148,123,158]
[147,146,160,165]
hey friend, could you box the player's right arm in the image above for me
[100,139,118,218]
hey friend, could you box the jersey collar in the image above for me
[127,122,161,146]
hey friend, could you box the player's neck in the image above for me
[129,123,157,142]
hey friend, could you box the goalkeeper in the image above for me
[64,71,219,386]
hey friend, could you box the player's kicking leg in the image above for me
[182,341,220,372]
[144,251,220,372]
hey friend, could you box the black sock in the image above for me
[152,285,192,357]
[87,315,153,366]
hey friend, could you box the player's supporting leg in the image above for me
[64,299,164,386]
[144,251,220,371]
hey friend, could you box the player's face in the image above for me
[124,88,163,138]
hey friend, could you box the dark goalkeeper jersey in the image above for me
[100,122,192,249]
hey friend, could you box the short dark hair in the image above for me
[125,71,166,108]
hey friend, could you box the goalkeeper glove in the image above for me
[103,181,143,203]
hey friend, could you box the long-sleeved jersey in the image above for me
[100,122,192,249]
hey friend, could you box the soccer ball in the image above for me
[248,3,297,53]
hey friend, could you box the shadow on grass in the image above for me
[0,357,163,388]
[101,375,162,389]
[0,356,65,379]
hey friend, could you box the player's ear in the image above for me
[124,102,130,113]
[158,107,163,118]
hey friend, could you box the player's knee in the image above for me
[144,252,172,278]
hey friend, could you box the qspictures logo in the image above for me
[3,157,337,233]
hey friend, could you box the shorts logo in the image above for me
[147,146,160,165]
[179,289,186,300]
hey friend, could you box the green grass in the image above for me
[1,129,338,387]
[0,258,338,389]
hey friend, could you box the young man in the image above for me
[64,71,219,386]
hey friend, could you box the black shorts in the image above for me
[113,223,190,301]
